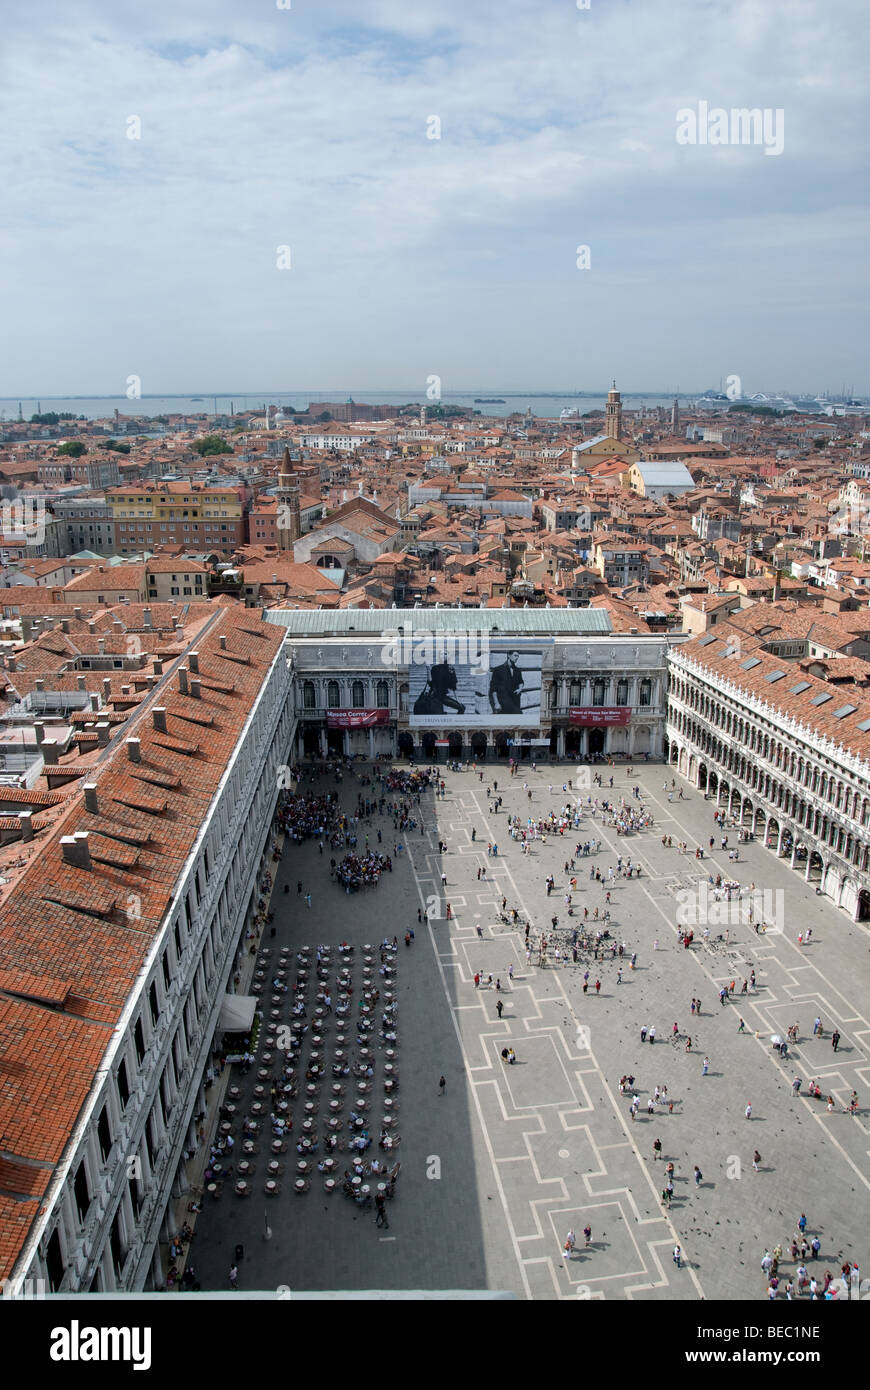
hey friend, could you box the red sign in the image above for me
[569,707,631,726]
[326,709,389,729]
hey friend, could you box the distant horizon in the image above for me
[2,385,864,402]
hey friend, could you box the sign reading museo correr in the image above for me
[326,709,389,728]
[569,707,631,726]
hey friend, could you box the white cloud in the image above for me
[0,0,867,392]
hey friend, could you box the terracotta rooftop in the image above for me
[0,607,285,1278]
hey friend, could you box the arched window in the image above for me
[616,679,629,706]
[327,680,340,709]
[592,679,606,707]
[569,680,582,705]
[639,678,652,707]
[376,680,389,709]
[303,680,315,710]
[352,680,365,709]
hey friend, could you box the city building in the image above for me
[0,609,294,1292]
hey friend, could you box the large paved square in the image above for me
[189,761,870,1300]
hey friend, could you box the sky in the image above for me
[1,0,867,396]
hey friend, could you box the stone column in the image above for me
[319,728,328,757]
[557,728,566,758]
[368,728,375,759]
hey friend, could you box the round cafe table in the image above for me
[385,1049,395,1060]
[304,1101,315,1113]
[266,1180,278,1192]
[262,1052,273,1063]
[278,1101,289,1113]
[309,1051,321,1062]
[326,1118,340,1130]
[361,1184,370,1196]
[254,1084,265,1096]
[377,1182,387,1193]
[235,1181,248,1194]
[302,1119,314,1133]
[251,1102,263,1114]
[306,1083,317,1095]
[329,1100,341,1112]
[297,1160,309,1173]
[271,1140,284,1153]
[258,1068,270,1079]
[207,1183,218,1197]
[384,1081,394,1093]
[352,1176,361,1188]
[243,1141,255,1153]
[323,1158,335,1171]
[324,1178,336,1192]
[238,1161,251,1175]
[384,1064,394,1075]
[331,1083,342,1094]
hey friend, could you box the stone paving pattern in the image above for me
[190,763,869,1299]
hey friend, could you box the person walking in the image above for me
[832,1030,841,1053]
[304,893,311,909]
[496,999,504,1019]
[563,1228,576,1259]
[693,1164,702,1187]
[375,1192,389,1228]
[438,1075,446,1096]
[583,1224,592,1247]
[474,972,480,990]
[673,1244,682,1268]
[702,1056,709,1075]
[649,1026,656,1045]
[229,1264,239,1290]
[641,1025,648,1043]
[752,1149,761,1172]
[745,1102,752,1120]
[653,1138,662,1161]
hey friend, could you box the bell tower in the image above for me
[276,447,301,550]
[605,379,622,440]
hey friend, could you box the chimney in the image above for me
[41,740,58,765]
[61,832,91,869]
[89,693,100,712]
[34,721,45,745]
[121,685,130,696]
[191,678,201,700]
[83,783,98,814]
[96,721,110,747]
[153,658,163,676]
[219,635,227,650]
[6,655,15,672]
[102,677,111,699]
[126,737,141,762]
[35,678,44,693]
[88,620,96,635]
[77,674,87,691]
[98,638,105,654]
[174,622,183,636]
[153,707,167,733]
[189,651,199,673]
[18,811,33,842]
[74,607,82,621]
[178,666,189,695]
[61,618,70,633]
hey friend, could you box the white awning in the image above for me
[218,994,257,1033]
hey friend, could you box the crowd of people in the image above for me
[332,851,393,892]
